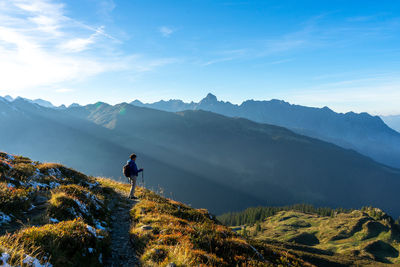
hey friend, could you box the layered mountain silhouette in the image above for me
[131,93,400,169]
[1,97,400,216]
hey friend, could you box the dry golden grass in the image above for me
[36,163,65,172]
[0,218,109,266]
[0,152,310,266]
[95,177,130,194]
[129,187,307,267]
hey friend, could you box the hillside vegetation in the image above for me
[218,204,354,226]
[224,206,400,265]
[0,151,317,266]
[0,152,111,266]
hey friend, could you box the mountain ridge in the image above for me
[2,98,400,217]
[63,101,400,216]
[131,93,400,168]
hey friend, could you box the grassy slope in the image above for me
[0,152,114,266]
[1,151,314,266]
[237,209,400,266]
[128,186,312,266]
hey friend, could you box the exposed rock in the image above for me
[140,225,152,230]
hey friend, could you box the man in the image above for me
[127,153,143,199]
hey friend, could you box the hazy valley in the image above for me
[1,96,400,217]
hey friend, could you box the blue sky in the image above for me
[0,0,400,115]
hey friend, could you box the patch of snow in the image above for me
[47,168,62,178]
[86,225,105,239]
[23,255,53,267]
[87,181,99,189]
[5,154,14,161]
[31,168,42,179]
[28,181,49,189]
[74,199,89,215]
[0,212,11,225]
[86,225,97,236]
[85,192,103,210]
[49,182,60,189]
[94,220,106,231]
[0,252,10,267]
[49,218,59,223]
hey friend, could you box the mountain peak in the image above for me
[4,95,13,102]
[68,103,81,108]
[201,93,218,102]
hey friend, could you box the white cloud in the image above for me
[0,0,175,93]
[159,26,174,37]
[59,27,106,52]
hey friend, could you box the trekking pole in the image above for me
[141,170,145,188]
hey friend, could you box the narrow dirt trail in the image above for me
[105,192,139,267]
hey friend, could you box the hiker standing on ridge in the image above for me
[127,153,143,199]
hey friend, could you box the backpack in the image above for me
[123,163,131,177]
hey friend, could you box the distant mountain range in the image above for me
[1,97,400,217]
[131,93,400,168]
[382,115,400,132]
[0,95,79,109]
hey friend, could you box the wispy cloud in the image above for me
[0,0,175,93]
[202,57,235,66]
[159,26,174,37]
[201,13,400,68]
[200,49,247,66]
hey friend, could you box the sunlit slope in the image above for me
[235,208,400,265]
[0,151,111,266]
[0,151,311,266]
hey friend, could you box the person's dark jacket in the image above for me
[128,159,143,176]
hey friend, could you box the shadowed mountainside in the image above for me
[131,93,400,169]
[1,98,400,216]
[65,101,400,216]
